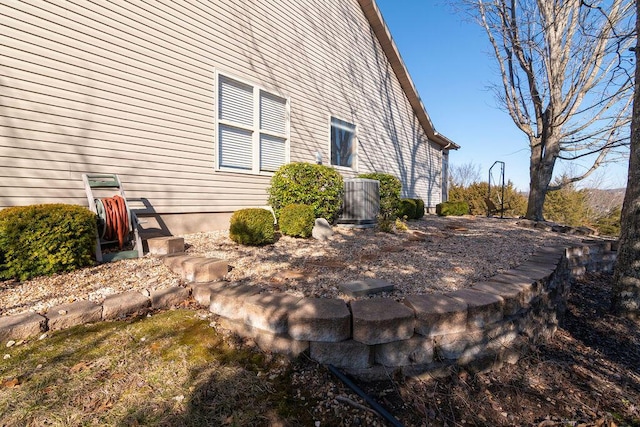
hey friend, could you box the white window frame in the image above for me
[328,115,358,171]
[214,71,290,175]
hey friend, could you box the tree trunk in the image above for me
[526,180,547,221]
[525,134,557,221]
[611,1,640,319]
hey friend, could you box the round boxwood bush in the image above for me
[357,172,401,222]
[436,201,469,216]
[279,204,315,238]
[413,198,425,219]
[0,204,97,281]
[399,198,417,219]
[268,163,343,223]
[229,208,275,246]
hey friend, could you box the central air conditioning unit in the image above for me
[337,178,379,228]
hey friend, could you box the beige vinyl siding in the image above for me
[0,0,443,215]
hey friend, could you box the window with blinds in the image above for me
[216,74,289,173]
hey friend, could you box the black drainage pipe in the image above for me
[327,364,404,427]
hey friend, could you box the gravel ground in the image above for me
[0,215,582,317]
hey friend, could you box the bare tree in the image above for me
[612,0,640,319]
[462,0,635,220]
[449,161,483,187]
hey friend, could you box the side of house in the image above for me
[0,0,457,235]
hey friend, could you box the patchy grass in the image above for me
[0,309,316,426]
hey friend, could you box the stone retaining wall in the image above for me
[0,240,617,380]
[199,240,617,380]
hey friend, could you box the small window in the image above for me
[216,74,288,173]
[330,117,356,168]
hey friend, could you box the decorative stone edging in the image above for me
[0,238,617,381]
[0,285,192,342]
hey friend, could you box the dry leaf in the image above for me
[70,362,90,373]
[3,378,21,388]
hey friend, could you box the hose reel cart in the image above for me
[82,174,144,263]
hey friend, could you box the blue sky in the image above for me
[375,1,630,191]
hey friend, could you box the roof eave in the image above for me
[432,133,461,150]
[357,0,460,151]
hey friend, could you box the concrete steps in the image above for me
[148,236,229,283]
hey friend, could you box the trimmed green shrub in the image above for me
[357,172,402,223]
[436,201,469,216]
[0,204,97,281]
[399,198,417,220]
[229,208,275,246]
[279,204,315,238]
[413,198,425,219]
[268,163,344,223]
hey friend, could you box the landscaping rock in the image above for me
[405,294,468,336]
[351,299,414,345]
[46,301,102,331]
[191,282,226,307]
[242,293,302,334]
[310,340,372,369]
[150,286,190,309]
[217,317,309,357]
[485,321,519,351]
[209,284,260,321]
[435,330,486,361]
[565,245,589,258]
[312,218,333,241]
[288,298,351,342]
[102,290,150,320]
[339,278,394,297]
[511,262,557,281]
[161,254,192,274]
[447,289,504,329]
[375,336,434,366]
[147,236,185,255]
[471,280,525,316]
[0,312,47,341]
[180,257,228,283]
[491,273,540,304]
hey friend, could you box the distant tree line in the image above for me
[448,163,622,236]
